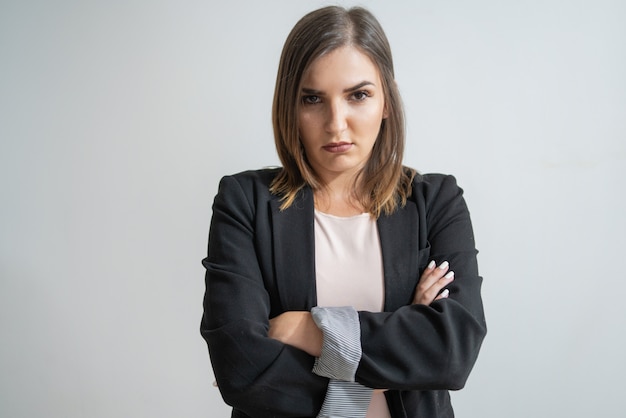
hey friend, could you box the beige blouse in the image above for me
[314,210,391,418]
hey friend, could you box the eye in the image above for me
[302,95,321,105]
[351,90,370,101]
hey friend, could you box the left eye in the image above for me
[352,91,369,101]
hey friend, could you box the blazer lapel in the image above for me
[269,188,420,312]
[270,188,317,311]
[377,200,420,311]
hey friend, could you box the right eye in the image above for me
[302,95,321,105]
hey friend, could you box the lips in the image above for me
[322,142,353,153]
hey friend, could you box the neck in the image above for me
[314,173,366,217]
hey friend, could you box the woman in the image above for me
[201,6,486,418]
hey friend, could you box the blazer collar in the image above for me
[377,200,419,311]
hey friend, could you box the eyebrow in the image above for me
[301,81,375,95]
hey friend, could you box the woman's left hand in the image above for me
[412,260,455,305]
[268,311,323,357]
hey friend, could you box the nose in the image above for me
[324,100,348,135]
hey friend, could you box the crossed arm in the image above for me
[268,259,455,358]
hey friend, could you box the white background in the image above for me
[1,0,625,417]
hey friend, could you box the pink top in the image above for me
[314,210,391,418]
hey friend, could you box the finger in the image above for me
[426,260,436,271]
[435,288,450,301]
[425,260,449,275]
[426,261,450,282]
[436,260,450,274]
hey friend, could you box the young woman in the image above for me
[201,6,486,418]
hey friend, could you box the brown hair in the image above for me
[270,6,415,217]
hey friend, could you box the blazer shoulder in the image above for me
[217,167,280,196]
[410,172,464,203]
[226,167,281,188]
[212,168,282,216]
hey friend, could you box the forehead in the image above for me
[301,45,382,86]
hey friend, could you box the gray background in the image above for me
[1,0,625,416]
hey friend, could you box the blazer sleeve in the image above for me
[356,174,487,391]
[200,175,327,417]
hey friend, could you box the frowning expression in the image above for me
[298,46,387,183]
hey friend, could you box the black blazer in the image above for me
[201,168,486,418]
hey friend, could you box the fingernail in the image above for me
[438,261,449,270]
[441,289,450,298]
[427,260,436,269]
[444,271,455,279]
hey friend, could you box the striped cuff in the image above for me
[311,306,361,382]
[317,379,373,418]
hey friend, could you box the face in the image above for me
[298,45,387,183]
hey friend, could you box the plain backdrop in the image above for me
[1,0,625,417]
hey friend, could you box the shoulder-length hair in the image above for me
[270,6,415,217]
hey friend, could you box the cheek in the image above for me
[298,113,322,139]
[355,107,385,136]
[297,116,317,152]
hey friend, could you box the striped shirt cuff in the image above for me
[311,306,361,382]
[317,379,373,418]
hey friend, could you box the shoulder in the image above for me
[211,167,283,214]
[406,170,470,224]
[221,167,281,189]
[408,170,464,205]
[407,171,473,238]
[216,167,280,197]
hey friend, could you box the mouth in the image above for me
[322,142,353,153]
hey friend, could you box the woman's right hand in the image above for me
[268,311,323,357]
[412,260,455,305]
